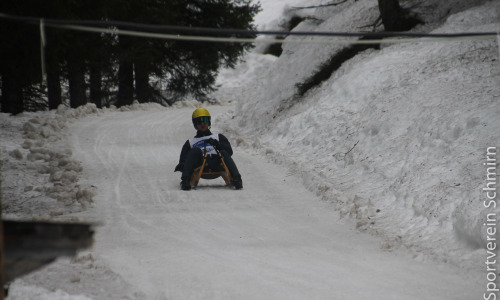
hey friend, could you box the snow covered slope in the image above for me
[6,105,482,299]
[216,0,500,271]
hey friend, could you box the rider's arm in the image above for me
[178,140,191,164]
[218,134,233,156]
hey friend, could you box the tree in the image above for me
[1,1,115,112]
[0,0,261,112]
[41,2,71,110]
[166,0,260,102]
[61,1,110,108]
[46,35,63,110]
[377,0,420,31]
[111,0,261,106]
[0,2,43,114]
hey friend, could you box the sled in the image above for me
[190,151,232,188]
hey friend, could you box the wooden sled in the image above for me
[190,152,232,188]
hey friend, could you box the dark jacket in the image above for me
[178,129,233,164]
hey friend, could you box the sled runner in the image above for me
[190,149,232,188]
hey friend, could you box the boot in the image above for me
[180,178,191,191]
[231,176,243,190]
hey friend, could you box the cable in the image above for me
[0,12,499,45]
[48,23,498,45]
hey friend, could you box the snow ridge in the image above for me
[217,0,500,271]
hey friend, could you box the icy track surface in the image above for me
[63,105,480,299]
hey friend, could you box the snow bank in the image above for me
[218,0,500,271]
[7,253,146,300]
[0,100,199,220]
[2,104,98,220]
[8,284,93,300]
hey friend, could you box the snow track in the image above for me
[68,106,480,299]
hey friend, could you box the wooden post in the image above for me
[0,188,5,300]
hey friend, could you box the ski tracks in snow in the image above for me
[69,106,480,300]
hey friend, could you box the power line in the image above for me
[45,23,499,45]
[0,12,498,44]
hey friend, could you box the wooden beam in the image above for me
[3,220,94,284]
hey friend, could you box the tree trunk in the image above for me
[89,65,103,108]
[46,41,62,110]
[116,36,135,107]
[134,61,151,103]
[67,57,87,108]
[0,74,24,114]
[377,0,403,31]
[47,71,62,110]
[378,0,421,32]
[117,59,134,107]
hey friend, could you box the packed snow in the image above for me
[1,0,499,299]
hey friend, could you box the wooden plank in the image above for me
[3,220,94,283]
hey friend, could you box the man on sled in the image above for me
[174,108,243,191]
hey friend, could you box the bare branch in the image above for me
[292,0,349,10]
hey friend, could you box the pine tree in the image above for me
[0,0,260,112]
[0,2,43,114]
[111,0,261,106]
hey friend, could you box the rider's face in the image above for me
[196,121,209,132]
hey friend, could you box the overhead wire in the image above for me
[38,23,500,45]
[0,12,499,45]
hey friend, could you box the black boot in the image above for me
[181,178,191,191]
[231,176,243,190]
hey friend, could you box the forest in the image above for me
[0,0,260,114]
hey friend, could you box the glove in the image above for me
[206,138,220,149]
[174,163,184,172]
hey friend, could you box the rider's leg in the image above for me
[181,147,203,180]
[219,150,242,189]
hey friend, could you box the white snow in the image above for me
[2,0,499,299]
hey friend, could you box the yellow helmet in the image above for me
[192,108,211,129]
[192,108,210,119]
